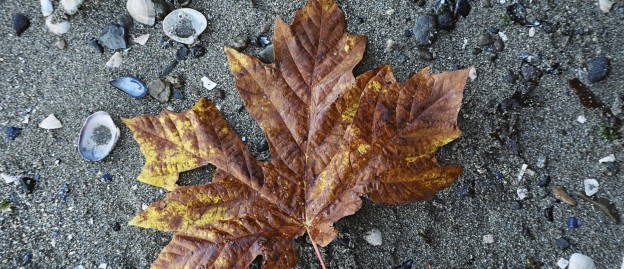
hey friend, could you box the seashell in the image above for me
[599,0,613,13]
[568,253,596,269]
[45,15,70,35]
[12,14,30,37]
[106,52,122,68]
[110,76,148,98]
[1,173,21,184]
[583,179,599,196]
[126,0,156,26]
[60,0,84,15]
[41,0,54,17]
[39,114,63,129]
[162,8,207,44]
[133,34,150,45]
[598,154,615,163]
[78,112,120,161]
[552,186,576,206]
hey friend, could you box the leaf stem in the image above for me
[307,232,327,269]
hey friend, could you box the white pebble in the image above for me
[599,0,614,13]
[598,154,615,163]
[201,77,217,90]
[529,27,536,37]
[41,0,54,16]
[568,253,596,269]
[39,114,63,129]
[577,115,587,123]
[536,156,546,168]
[517,164,528,180]
[517,188,529,200]
[584,179,599,196]
[141,204,148,210]
[98,263,107,269]
[363,228,383,246]
[557,258,569,269]
[468,67,477,81]
[498,31,509,41]
[385,39,396,53]
[385,9,395,16]
[483,234,494,244]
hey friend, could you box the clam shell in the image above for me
[41,0,54,16]
[110,76,148,98]
[61,0,84,15]
[126,0,156,26]
[568,253,596,269]
[78,112,120,161]
[162,8,207,44]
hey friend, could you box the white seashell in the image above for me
[133,34,150,45]
[363,228,382,246]
[577,115,587,123]
[45,16,70,35]
[78,111,120,161]
[201,76,216,90]
[41,0,54,16]
[599,0,614,13]
[557,258,569,269]
[162,8,207,44]
[126,0,156,26]
[598,154,615,163]
[105,52,122,68]
[568,253,596,269]
[528,27,536,37]
[584,179,599,196]
[469,67,477,81]
[39,114,63,129]
[1,173,21,184]
[61,0,84,15]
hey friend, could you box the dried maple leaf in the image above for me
[123,0,472,268]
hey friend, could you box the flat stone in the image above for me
[147,80,171,103]
[412,14,437,47]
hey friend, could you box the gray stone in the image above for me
[587,56,610,83]
[412,15,437,47]
[258,45,274,63]
[148,80,171,103]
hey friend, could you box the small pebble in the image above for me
[148,79,172,103]
[253,34,271,47]
[56,39,67,50]
[5,127,22,141]
[472,47,482,55]
[587,56,610,83]
[536,156,546,168]
[258,45,274,63]
[216,89,226,99]
[176,46,189,61]
[230,34,249,51]
[101,173,113,183]
[504,70,519,84]
[557,258,569,269]
[492,39,505,52]
[544,206,554,222]
[483,234,494,244]
[12,14,30,36]
[583,179,599,196]
[568,253,595,269]
[512,200,523,210]
[437,10,456,31]
[567,217,582,228]
[90,39,104,54]
[528,27,536,37]
[536,175,550,187]
[172,89,185,100]
[19,177,36,194]
[577,115,587,123]
[190,46,206,58]
[403,29,413,37]
[521,63,542,81]
[598,154,615,163]
[599,0,614,13]
[385,39,397,52]
[22,251,32,265]
[477,33,493,46]
[486,51,498,61]
[556,237,570,250]
[487,26,499,34]
[98,263,108,269]
[363,228,383,246]
[517,188,528,200]
[112,222,121,231]
[412,14,437,47]
[417,50,433,61]
[258,138,269,152]
[498,31,509,41]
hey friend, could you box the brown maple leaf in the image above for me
[123,0,473,268]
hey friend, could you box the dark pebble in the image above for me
[160,36,174,48]
[12,14,30,37]
[437,10,456,31]
[22,251,32,266]
[230,35,250,51]
[536,175,550,187]
[416,0,426,6]
[176,46,189,61]
[472,47,482,55]
[455,184,474,198]
[556,237,570,250]
[448,64,459,71]
[393,259,413,269]
[567,217,582,228]
[412,14,437,47]
[477,33,493,46]
[161,60,179,77]
[356,17,365,24]
[521,63,542,82]
[153,0,171,20]
[112,222,121,231]
[5,127,22,141]
[20,177,36,194]
[101,173,113,183]
[403,29,413,37]
[258,45,274,63]
[492,39,505,52]
[172,89,185,100]
[253,34,271,47]
[417,50,433,61]
[258,138,269,152]
[89,39,104,54]
[587,56,610,83]
[506,3,528,25]
[487,26,499,34]
[216,89,226,99]
[512,200,523,210]
[486,51,498,61]
[504,70,519,84]
[454,0,471,17]
[543,206,554,222]
[190,46,206,58]
[99,24,127,50]
[603,161,618,176]
[116,14,134,30]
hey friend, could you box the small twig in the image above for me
[308,232,327,269]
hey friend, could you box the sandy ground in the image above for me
[1,0,623,268]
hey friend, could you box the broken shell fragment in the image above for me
[106,52,122,68]
[133,34,150,45]
[162,8,207,44]
[553,186,577,206]
[39,114,63,129]
[110,76,148,98]
[568,253,596,269]
[127,0,156,25]
[60,0,84,15]
[78,112,120,161]
[45,15,70,35]
[583,179,599,196]
[41,0,54,17]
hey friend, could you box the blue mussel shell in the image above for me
[110,76,148,98]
